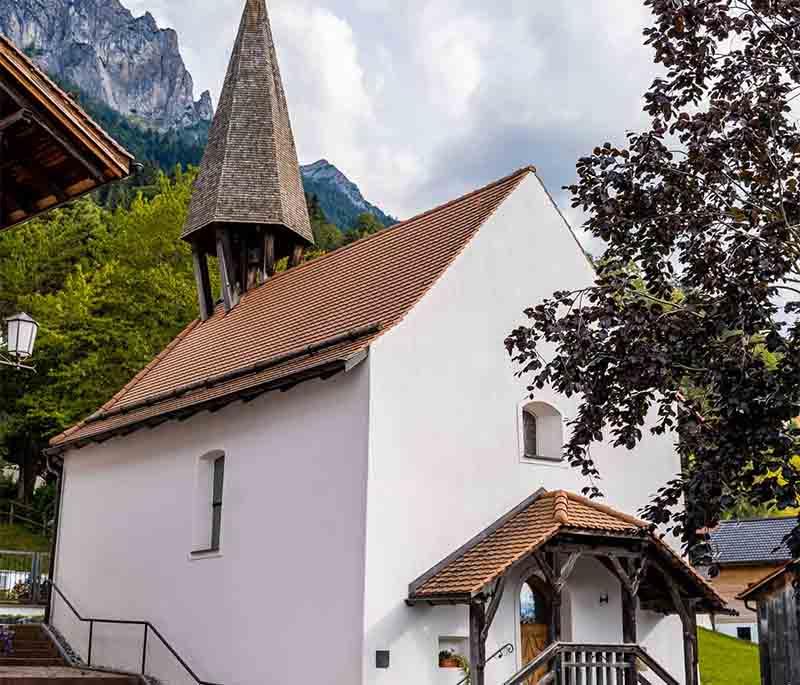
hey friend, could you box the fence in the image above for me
[0,550,50,606]
[0,499,53,536]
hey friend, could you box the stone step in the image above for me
[0,666,138,683]
[0,659,65,668]
[2,652,60,660]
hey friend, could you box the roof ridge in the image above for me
[233,165,535,310]
[564,491,650,529]
[717,516,798,525]
[553,490,570,524]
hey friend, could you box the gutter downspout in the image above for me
[43,451,63,626]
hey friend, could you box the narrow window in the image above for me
[523,409,538,458]
[210,455,225,551]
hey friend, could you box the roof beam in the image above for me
[0,108,30,132]
[0,78,105,182]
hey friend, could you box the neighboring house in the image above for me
[0,34,132,231]
[738,559,800,685]
[43,2,726,685]
[701,518,795,643]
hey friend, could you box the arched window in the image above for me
[521,402,564,461]
[523,409,538,458]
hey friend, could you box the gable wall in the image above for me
[52,363,371,685]
[364,174,687,684]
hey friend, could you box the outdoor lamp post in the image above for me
[1,312,39,371]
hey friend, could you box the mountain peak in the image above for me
[301,161,395,230]
[0,0,213,132]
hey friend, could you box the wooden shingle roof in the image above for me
[408,490,726,612]
[182,0,313,246]
[49,166,534,453]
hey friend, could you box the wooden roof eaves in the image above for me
[45,349,370,457]
[737,559,799,601]
[0,35,133,179]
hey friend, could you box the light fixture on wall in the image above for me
[1,312,39,371]
[599,593,610,605]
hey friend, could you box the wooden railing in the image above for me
[0,498,53,535]
[503,643,679,685]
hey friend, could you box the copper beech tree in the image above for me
[506,0,800,553]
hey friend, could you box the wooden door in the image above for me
[521,623,549,685]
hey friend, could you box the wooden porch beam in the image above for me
[0,80,105,182]
[482,576,506,643]
[0,108,30,132]
[534,550,581,592]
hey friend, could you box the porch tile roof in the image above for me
[408,490,726,612]
[50,166,534,452]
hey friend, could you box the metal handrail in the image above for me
[48,581,222,685]
[502,643,679,685]
[456,643,515,685]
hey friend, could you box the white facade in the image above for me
[52,174,688,685]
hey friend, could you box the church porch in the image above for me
[407,490,729,685]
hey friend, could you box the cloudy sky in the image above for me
[125,0,657,235]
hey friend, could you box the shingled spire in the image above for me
[183,0,314,319]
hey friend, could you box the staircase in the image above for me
[0,625,137,684]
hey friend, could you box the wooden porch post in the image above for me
[656,562,698,685]
[620,559,638,685]
[549,552,563,643]
[469,600,487,685]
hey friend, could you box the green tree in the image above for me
[506,0,800,552]
[0,171,199,501]
[344,213,386,245]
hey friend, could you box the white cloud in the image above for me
[120,0,661,242]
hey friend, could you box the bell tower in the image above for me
[182,0,314,319]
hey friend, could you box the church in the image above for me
[44,1,726,684]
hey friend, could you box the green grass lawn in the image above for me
[698,627,761,685]
[0,524,51,553]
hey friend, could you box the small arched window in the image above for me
[523,409,538,458]
[521,402,564,461]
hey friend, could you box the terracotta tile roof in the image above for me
[50,166,534,451]
[408,490,726,612]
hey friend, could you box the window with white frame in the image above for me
[521,402,564,461]
[192,450,226,555]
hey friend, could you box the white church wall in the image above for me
[363,173,688,684]
[53,363,371,685]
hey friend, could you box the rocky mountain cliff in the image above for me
[0,0,212,132]
[301,160,395,230]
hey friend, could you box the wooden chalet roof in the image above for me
[49,166,534,453]
[0,34,133,230]
[408,490,727,613]
[182,0,313,249]
[738,559,799,601]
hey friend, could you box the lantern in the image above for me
[5,312,38,360]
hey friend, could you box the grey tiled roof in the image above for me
[182,0,313,246]
[709,518,796,564]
